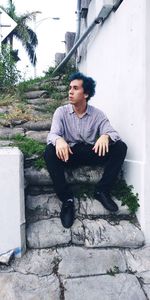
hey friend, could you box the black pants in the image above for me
[44,141,127,202]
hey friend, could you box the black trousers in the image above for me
[44,141,127,202]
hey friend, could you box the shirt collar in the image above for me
[68,103,91,115]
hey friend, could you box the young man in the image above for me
[44,72,127,228]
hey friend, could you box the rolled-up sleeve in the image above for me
[99,113,121,142]
[47,107,64,146]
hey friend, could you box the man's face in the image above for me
[69,79,88,105]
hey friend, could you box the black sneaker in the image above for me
[60,199,75,228]
[94,191,118,212]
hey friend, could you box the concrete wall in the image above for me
[0,147,26,257]
[78,0,150,243]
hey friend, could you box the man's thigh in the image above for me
[67,143,106,167]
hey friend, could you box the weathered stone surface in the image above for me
[25,90,49,99]
[26,193,61,219]
[64,274,146,300]
[24,165,103,186]
[142,285,150,300]
[56,85,67,92]
[11,249,59,276]
[25,167,51,185]
[26,194,61,222]
[66,165,103,184]
[26,98,53,105]
[26,194,79,222]
[0,140,14,147]
[79,195,130,216]
[58,246,127,277]
[125,246,150,273]
[22,120,51,131]
[27,218,71,248]
[139,271,150,299]
[0,127,24,138]
[71,219,85,245]
[83,219,145,248]
[0,273,60,300]
[26,185,54,195]
[26,130,48,143]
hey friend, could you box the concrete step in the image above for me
[25,166,103,187]
[26,98,54,105]
[25,130,49,144]
[22,120,51,131]
[25,90,49,99]
[26,218,144,249]
[1,246,150,299]
[26,193,130,224]
[0,127,24,139]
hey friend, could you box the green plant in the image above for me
[0,45,21,92]
[34,157,46,170]
[111,179,140,214]
[11,134,45,157]
[73,178,139,214]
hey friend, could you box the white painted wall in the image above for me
[0,147,26,257]
[78,0,150,243]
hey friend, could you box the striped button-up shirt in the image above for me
[47,104,121,147]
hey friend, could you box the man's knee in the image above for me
[112,140,127,159]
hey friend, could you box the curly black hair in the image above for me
[69,72,96,101]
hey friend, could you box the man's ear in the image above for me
[84,94,89,99]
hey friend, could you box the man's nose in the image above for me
[69,89,73,94]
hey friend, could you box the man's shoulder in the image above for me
[88,104,105,116]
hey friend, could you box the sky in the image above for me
[0,0,77,79]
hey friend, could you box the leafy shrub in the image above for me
[0,45,21,92]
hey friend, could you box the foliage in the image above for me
[111,179,140,214]
[44,63,77,81]
[34,157,46,169]
[74,178,139,214]
[16,76,44,99]
[0,0,38,66]
[11,134,45,157]
[0,45,21,92]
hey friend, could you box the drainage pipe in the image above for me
[52,2,114,75]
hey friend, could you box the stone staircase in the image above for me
[0,76,150,299]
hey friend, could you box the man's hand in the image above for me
[92,134,109,156]
[56,137,73,162]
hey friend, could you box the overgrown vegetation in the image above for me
[11,134,45,156]
[10,134,46,169]
[0,45,21,92]
[111,179,140,214]
[74,178,139,215]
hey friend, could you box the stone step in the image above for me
[26,218,144,249]
[22,120,51,131]
[55,85,67,92]
[26,130,49,143]
[26,97,54,105]
[25,90,49,99]
[63,274,147,300]
[25,166,103,187]
[1,246,150,299]
[26,193,130,224]
[0,127,24,139]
